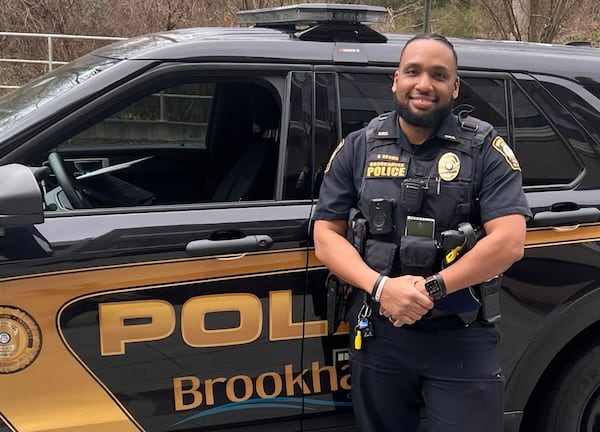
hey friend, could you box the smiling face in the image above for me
[392,37,460,133]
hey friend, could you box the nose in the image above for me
[415,73,433,91]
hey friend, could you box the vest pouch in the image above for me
[364,239,398,275]
[399,235,438,276]
[429,181,471,230]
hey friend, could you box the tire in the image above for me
[523,338,600,432]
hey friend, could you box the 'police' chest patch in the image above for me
[365,154,406,178]
[437,152,460,181]
[492,136,521,171]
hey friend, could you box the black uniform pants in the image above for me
[349,306,504,432]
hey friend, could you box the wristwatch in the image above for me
[424,273,447,300]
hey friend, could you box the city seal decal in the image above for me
[437,152,460,181]
[492,136,521,171]
[0,306,42,374]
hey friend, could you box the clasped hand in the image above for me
[378,276,433,327]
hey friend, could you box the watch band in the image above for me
[424,273,447,300]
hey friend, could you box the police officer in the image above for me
[313,33,531,432]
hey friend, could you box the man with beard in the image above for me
[312,33,530,432]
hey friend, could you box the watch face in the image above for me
[425,278,442,299]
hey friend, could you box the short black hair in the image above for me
[400,33,458,68]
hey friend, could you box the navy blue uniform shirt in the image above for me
[313,112,532,224]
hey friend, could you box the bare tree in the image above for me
[475,0,590,42]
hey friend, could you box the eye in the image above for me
[404,68,418,77]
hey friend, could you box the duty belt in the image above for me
[369,298,480,326]
[424,308,479,325]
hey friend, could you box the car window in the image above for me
[283,71,312,200]
[459,77,508,139]
[314,73,513,199]
[44,77,282,210]
[339,72,395,138]
[316,71,584,197]
[512,79,582,187]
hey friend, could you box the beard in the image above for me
[395,95,454,129]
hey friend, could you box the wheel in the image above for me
[47,151,87,209]
[523,338,600,432]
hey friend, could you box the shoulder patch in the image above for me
[492,136,521,171]
[324,139,345,174]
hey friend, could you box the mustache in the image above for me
[394,96,454,128]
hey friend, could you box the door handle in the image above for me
[532,207,600,227]
[186,235,273,257]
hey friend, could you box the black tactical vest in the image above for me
[353,113,493,286]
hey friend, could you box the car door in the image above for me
[302,69,399,431]
[0,64,313,432]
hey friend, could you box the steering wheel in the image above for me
[47,151,87,209]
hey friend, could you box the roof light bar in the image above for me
[237,3,387,27]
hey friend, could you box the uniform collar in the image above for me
[374,112,461,144]
[371,112,402,139]
[434,114,462,143]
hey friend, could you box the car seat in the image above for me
[211,87,280,202]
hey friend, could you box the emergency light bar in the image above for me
[237,3,387,27]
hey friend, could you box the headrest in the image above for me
[251,86,280,132]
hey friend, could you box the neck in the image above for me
[398,117,434,145]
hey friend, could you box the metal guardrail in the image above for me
[0,31,126,90]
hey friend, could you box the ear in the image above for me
[452,76,460,100]
[392,70,400,92]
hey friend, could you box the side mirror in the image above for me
[0,164,44,228]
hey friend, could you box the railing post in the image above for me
[47,35,53,71]
[0,32,126,91]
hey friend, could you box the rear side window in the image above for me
[514,79,582,187]
[462,76,582,187]
[313,72,395,199]
[327,72,582,193]
[542,81,600,150]
[458,77,508,139]
[338,72,394,137]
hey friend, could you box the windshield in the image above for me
[0,54,119,134]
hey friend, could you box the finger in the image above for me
[402,311,422,322]
[393,316,415,327]
[410,303,432,316]
[415,295,434,310]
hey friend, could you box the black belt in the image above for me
[369,299,479,325]
[424,308,479,325]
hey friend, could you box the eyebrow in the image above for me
[401,62,452,73]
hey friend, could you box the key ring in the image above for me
[358,302,372,321]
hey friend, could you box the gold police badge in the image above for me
[492,136,521,171]
[438,152,460,181]
[0,306,42,374]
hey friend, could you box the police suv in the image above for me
[1,3,600,432]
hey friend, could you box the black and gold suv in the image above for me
[1,4,600,432]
